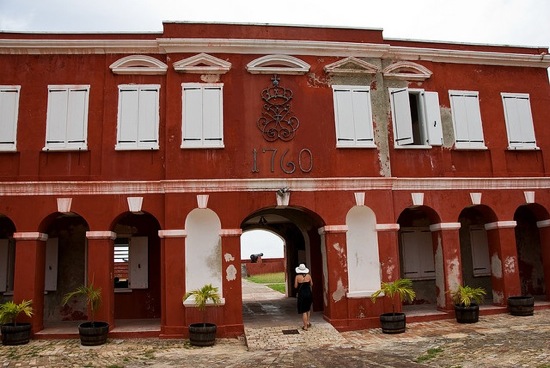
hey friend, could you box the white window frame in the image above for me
[501,93,538,150]
[0,86,20,152]
[116,84,160,151]
[389,88,443,148]
[44,85,90,151]
[181,83,224,149]
[400,228,436,280]
[449,90,486,150]
[332,85,376,148]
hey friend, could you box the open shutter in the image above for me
[502,94,536,149]
[390,88,413,145]
[203,86,223,146]
[117,88,139,146]
[129,236,148,289]
[333,88,355,147]
[182,86,203,147]
[0,87,19,150]
[470,227,491,276]
[424,91,443,146]
[66,88,88,147]
[0,239,8,292]
[137,88,159,148]
[46,89,69,146]
[44,237,59,291]
[464,94,484,146]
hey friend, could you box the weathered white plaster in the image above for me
[435,236,446,307]
[470,192,482,205]
[224,253,235,262]
[491,253,503,278]
[197,194,209,208]
[354,192,365,206]
[332,278,346,302]
[127,196,143,213]
[333,242,347,270]
[492,289,504,304]
[226,264,237,281]
[504,256,516,275]
[524,191,535,203]
[56,197,72,213]
[411,192,424,206]
[320,231,328,307]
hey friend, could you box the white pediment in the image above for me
[383,61,433,81]
[324,57,379,75]
[246,55,310,75]
[173,53,232,74]
[109,55,168,75]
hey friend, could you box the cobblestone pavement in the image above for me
[1,309,550,367]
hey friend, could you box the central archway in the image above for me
[241,206,325,314]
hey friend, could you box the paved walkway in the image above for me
[1,281,549,367]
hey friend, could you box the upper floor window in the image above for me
[0,86,20,152]
[332,85,375,148]
[116,85,160,151]
[389,88,442,147]
[501,93,538,150]
[449,90,486,149]
[45,85,89,151]
[181,83,224,148]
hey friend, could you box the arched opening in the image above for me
[240,206,325,323]
[514,204,548,300]
[111,212,161,320]
[241,229,286,290]
[0,215,16,303]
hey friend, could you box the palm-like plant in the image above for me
[371,278,416,314]
[451,285,486,307]
[62,282,102,325]
[183,284,221,326]
[0,300,33,326]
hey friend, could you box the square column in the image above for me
[430,223,462,310]
[220,228,244,338]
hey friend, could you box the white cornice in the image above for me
[1,177,550,196]
[1,37,548,68]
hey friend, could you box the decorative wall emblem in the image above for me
[257,75,299,142]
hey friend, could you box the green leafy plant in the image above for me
[0,300,33,325]
[183,284,221,327]
[62,281,102,324]
[450,285,486,307]
[371,278,416,314]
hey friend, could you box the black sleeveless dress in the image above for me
[297,281,313,314]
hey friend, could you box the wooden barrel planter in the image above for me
[188,323,217,346]
[454,304,479,323]
[1,323,32,345]
[78,322,109,346]
[507,296,535,316]
[379,313,406,334]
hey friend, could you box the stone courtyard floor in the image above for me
[1,309,549,367]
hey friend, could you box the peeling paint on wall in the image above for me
[435,237,446,307]
[504,256,516,275]
[333,242,347,271]
[384,261,395,280]
[226,264,237,281]
[332,278,346,302]
[492,289,503,304]
[491,253,503,278]
[447,257,460,292]
[224,253,234,262]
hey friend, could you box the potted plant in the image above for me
[451,285,486,323]
[371,278,416,334]
[507,295,535,316]
[0,299,33,345]
[183,283,221,346]
[62,281,109,346]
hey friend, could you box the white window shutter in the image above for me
[118,88,139,146]
[137,88,159,147]
[0,239,8,292]
[502,94,536,149]
[0,87,19,150]
[46,89,69,146]
[203,87,223,146]
[351,89,374,145]
[66,89,88,146]
[129,236,148,289]
[401,230,435,280]
[418,231,435,278]
[390,88,414,146]
[424,91,443,146]
[450,92,485,148]
[44,238,59,292]
[464,95,484,146]
[470,227,491,276]
[333,88,355,147]
[182,86,203,147]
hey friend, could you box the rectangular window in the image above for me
[501,93,538,150]
[401,229,435,280]
[116,85,160,150]
[449,90,486,149]
[0,86,20,152]
[332,85,375,148]
[389,88,442,147]
[45,85,89,151]
[181,83,224,148]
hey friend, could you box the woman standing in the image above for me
[294,263,313,330]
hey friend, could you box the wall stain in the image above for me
[332,278,346,302]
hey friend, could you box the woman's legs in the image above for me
[302,312,308,330]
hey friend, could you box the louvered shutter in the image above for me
[66,88,88,147]
[390,88,413,146]
[182,86,203,147]
[46,89,69,146]
[424,91,443,146]
[137,88,159,147]
[118,88,139,146]
[333,88,355,147]
[470,227,491,276]
[0,87,19,150]
[502,94,536,149]
[129,237,148,289]
[351,89,374,146]
[203,87,223,146]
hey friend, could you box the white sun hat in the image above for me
[295,264,309,274]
